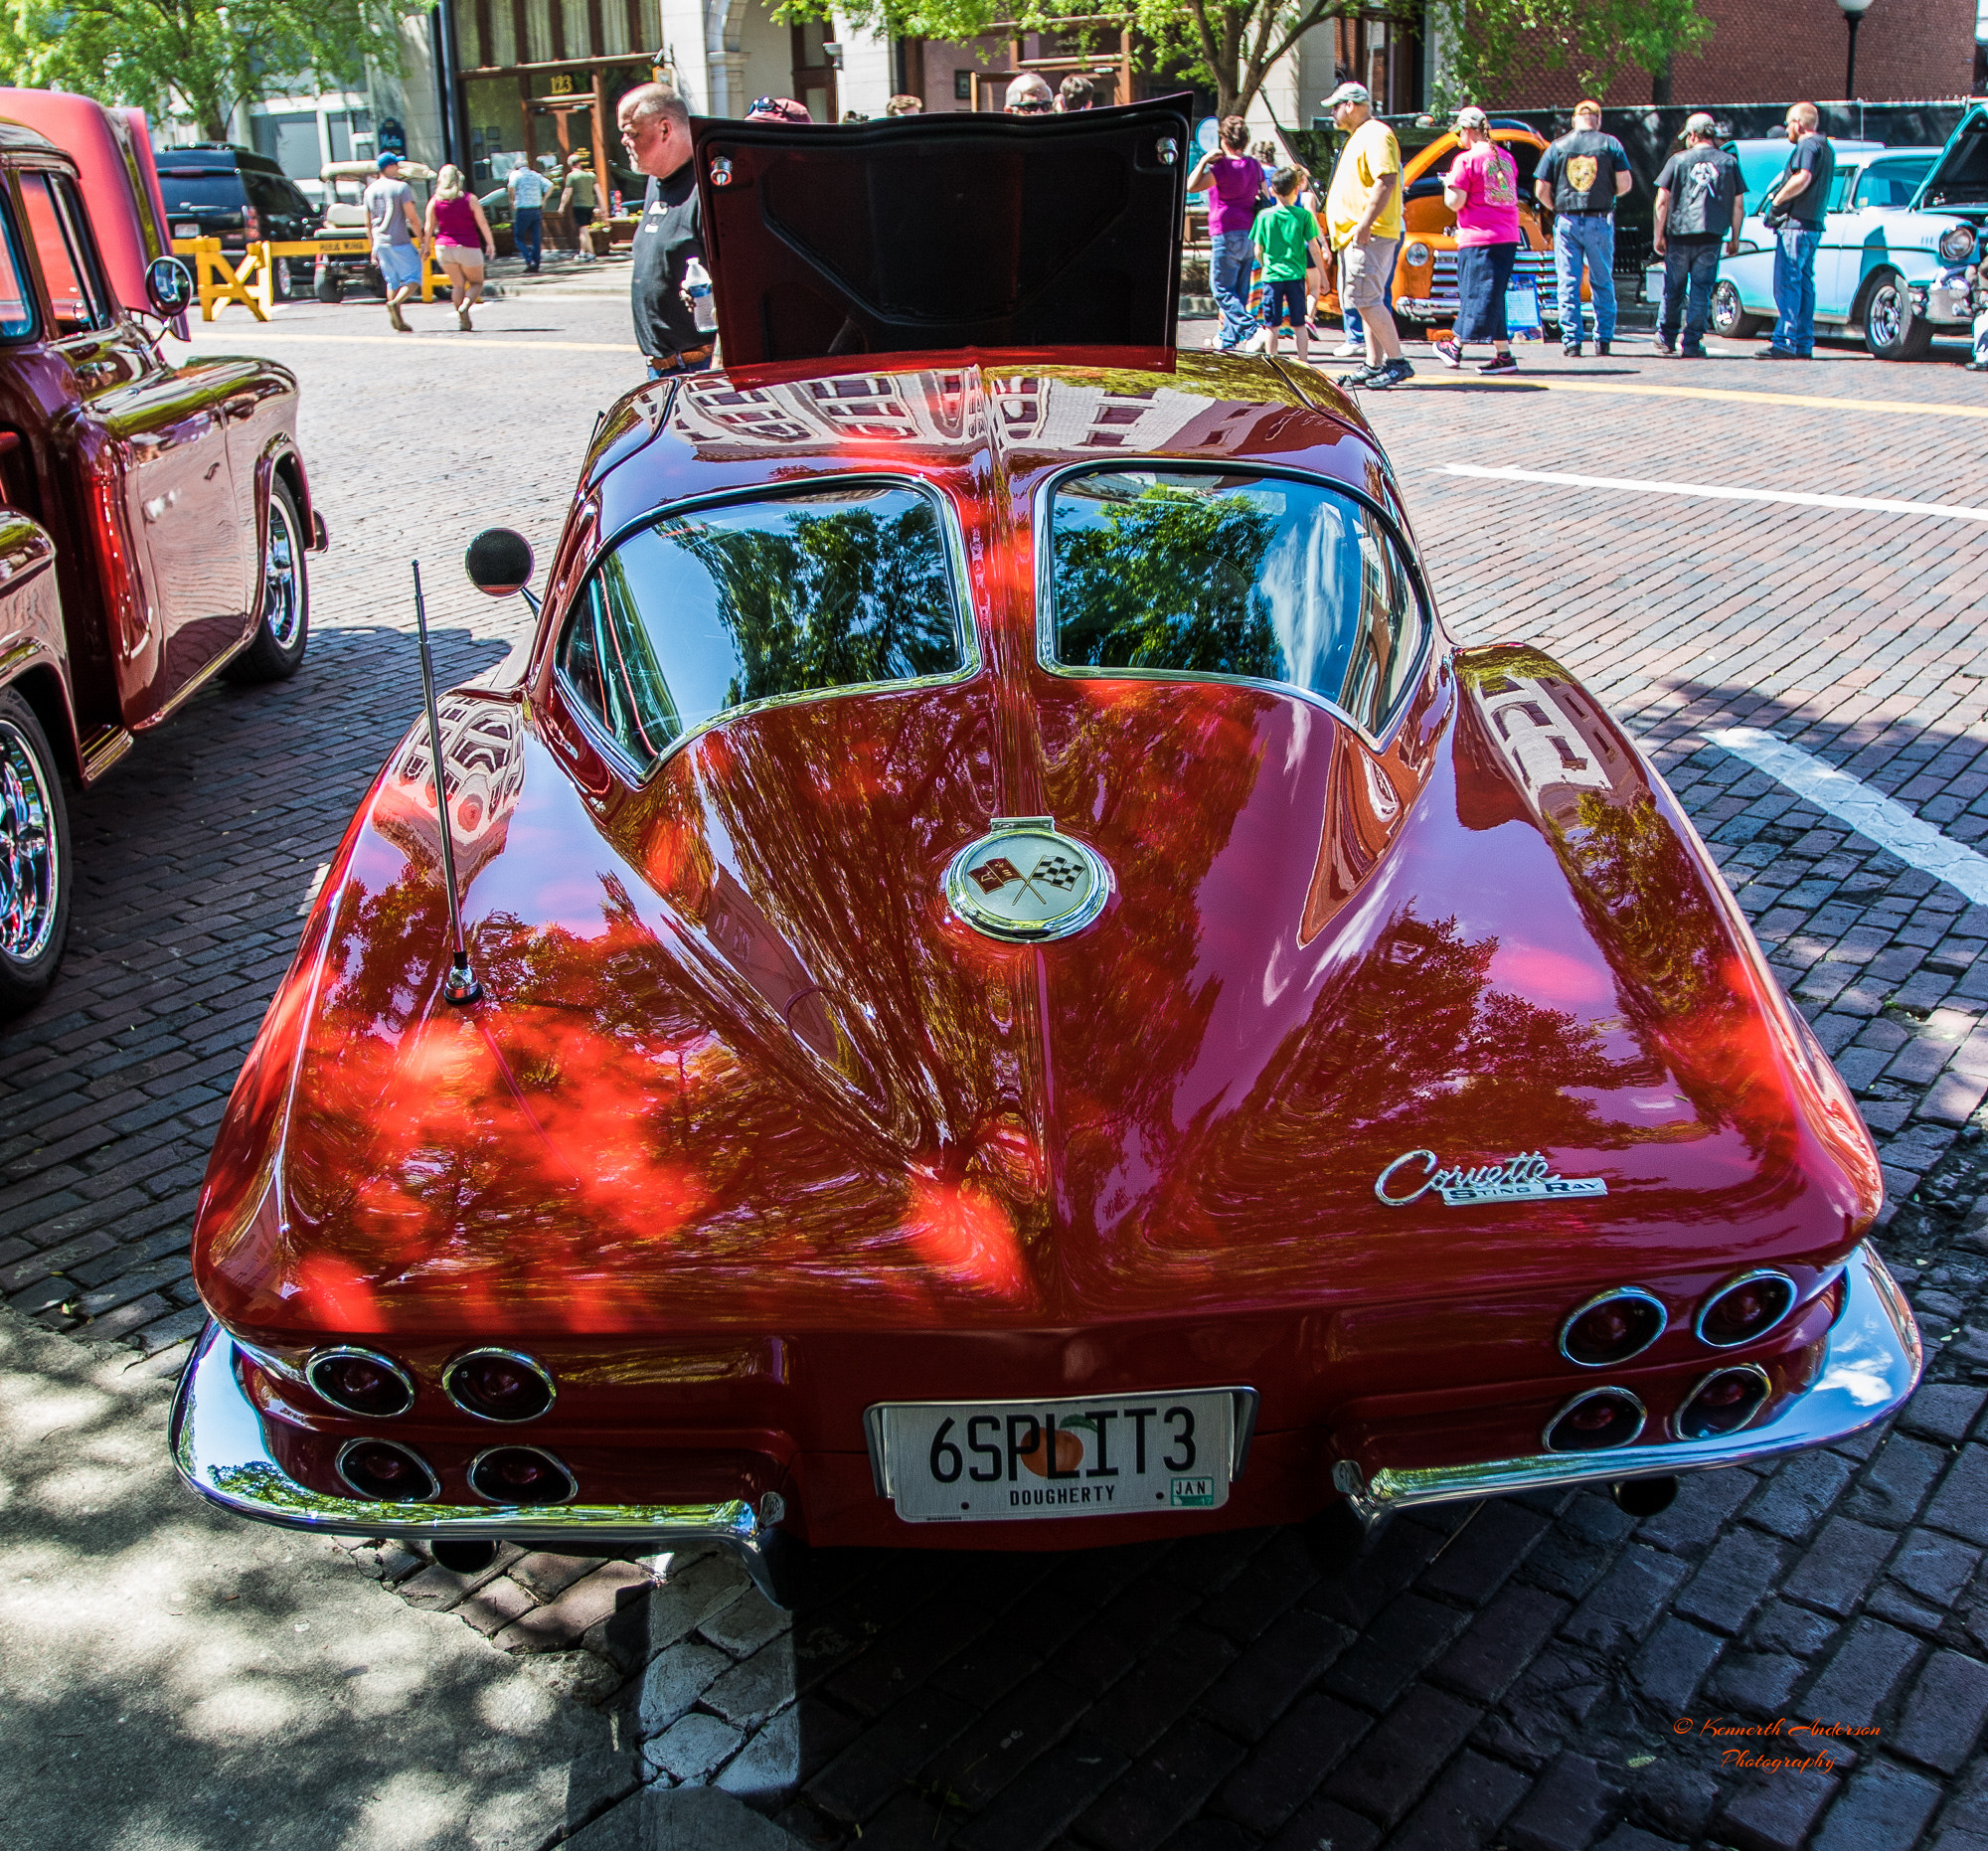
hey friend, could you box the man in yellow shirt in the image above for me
[1322,81,1411,389]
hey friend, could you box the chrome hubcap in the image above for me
[1869,285,1904,349]
[1711,281,1739,333]
[0,720,59,962]
[263,495,301,648]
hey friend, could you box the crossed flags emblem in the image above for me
[969,851,1086,902]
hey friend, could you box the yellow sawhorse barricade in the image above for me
[173,237,454,321]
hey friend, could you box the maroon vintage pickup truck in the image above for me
[0,88,324,1018]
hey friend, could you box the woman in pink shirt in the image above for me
[1185,116,1266,351]
[1434,106,1522,375]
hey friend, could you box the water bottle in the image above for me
[685,255,717,333]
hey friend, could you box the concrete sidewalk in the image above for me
[0,1316,649,1850]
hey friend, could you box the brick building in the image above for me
[1492,0,1983,109]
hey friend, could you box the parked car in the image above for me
[312,158,436,301]
[1362,122,1570,335]
[154,143,318,299]
[0,90,325,1017]
[1641,126,1983,358]
[173,100,1916,1604]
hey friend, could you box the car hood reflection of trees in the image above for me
[196,646,1874,1346]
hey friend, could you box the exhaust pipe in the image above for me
[1611,1476,1678,1517]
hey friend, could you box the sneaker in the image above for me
[1239,328,1271,355]
[1478,351,1518,375]
[1680,345,1707,359]
[456,304,472,331]
[1653,334,1676,356]
[1340,364,1382,388]
[1562,342,1581,358]
[1595,339,1611,356]
[387,301,409,332]
[1754,345,1798,359]
[1332,340,1363,359]
[1366,358,1415,389]
[1432,338,1462,369]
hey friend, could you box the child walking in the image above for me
[1249,167,1327,363]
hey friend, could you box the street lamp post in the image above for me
[1837,0,1877,99]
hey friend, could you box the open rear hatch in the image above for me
[693,95,1191,365]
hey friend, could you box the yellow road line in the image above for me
[1413,376,1988,421]
[187,331,640,354]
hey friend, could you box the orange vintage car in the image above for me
[1319,121,1583,337]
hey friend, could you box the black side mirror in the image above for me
[145,255,194,316]
[465,528,535,596]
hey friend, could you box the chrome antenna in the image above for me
[412,560,482,1006]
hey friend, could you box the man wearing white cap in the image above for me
[1321,81,1411,389]
[1651,112,1742,358]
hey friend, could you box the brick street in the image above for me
[6,282,1988,1850]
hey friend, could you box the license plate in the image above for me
[872,1389,1241,1523]
[174,223,198,239]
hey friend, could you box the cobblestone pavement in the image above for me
[7,295,1988,1850]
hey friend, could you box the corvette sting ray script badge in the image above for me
[1376,1149,1609,1207]
[945,817,1112,942]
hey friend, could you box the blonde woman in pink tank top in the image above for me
[425,165,496,331]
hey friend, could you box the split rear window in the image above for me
[557,481,967,774]
[1046,467,1428,737]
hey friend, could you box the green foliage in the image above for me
[0,0,401,142]
[1432,0,1711,113]
[1052,486,1285,681]
[773,0,1365,117]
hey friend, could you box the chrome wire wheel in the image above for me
[263,488,302,649]
[1867,279,1904,351]
[0,716,60,964]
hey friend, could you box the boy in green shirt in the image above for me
[1248,167,1327,363]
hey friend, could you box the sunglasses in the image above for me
[1012,100,1053,113]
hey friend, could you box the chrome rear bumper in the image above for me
[1333,1241,1919,1523]
[168,1320,785,1600]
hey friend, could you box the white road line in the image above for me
[1710,728,1988,906]
[1441,462,1988,525]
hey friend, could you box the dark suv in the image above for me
[155,146,316,296]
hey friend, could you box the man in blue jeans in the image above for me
[507,159,553,273]
[1759,101,1834,360]
[1535,99,1631,357]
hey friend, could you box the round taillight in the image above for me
[307,1347,416,1418]
[1559,1288,1667,1367]
[1544,1387,1647,1452]
[468,1445,577,1506]
[1674,1365,1772,1439]
[337,1437,440,1502]
[444,1348,557,1423]
[1696,1270,1796,1348]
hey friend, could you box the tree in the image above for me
[0,0,401,143]
[1430,0,1710,112]
[775,0,1373,120]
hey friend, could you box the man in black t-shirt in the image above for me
[1758,101,1834,360]
[617,83,711,378]
[1652,113,1742,358]
[1535,99,1632,358]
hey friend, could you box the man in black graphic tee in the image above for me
[1652,113,1742,358]
[1535,99,1632,358]
[1758,101,1835,360]
[618,83,711,378]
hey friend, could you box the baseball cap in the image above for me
[1005,73,1055,110]
[1453,104,1490,129]
[1683,110,1719,138]
[376,151,401,169]
[1321,81,1371,110]
[1574,97,1603,116]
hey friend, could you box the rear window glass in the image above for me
[157,173,247,211]
[1047,468,1428,737]
[557,482,967,774]
[0,201,35,339]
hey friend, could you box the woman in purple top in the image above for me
[425,165,496,332]
[1186,117,1266,351]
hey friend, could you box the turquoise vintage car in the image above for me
[1641,113,1985,360]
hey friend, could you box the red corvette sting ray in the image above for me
[172,100,1918,1601]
